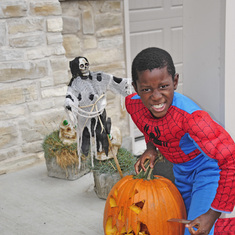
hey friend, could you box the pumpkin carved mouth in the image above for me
[105,198,150,234]
[105,217,150,235]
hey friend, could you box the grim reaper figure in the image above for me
[64,56,131,168]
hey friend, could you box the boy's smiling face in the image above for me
[133,66,179,118]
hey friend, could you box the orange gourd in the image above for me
[103,174,186,235]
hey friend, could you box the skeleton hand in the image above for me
[64,92,79,127]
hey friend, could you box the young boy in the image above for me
[125,47,235,235]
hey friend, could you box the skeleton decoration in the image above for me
[64,56,131,168]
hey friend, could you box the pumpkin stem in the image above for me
[146,167,154,180]
[137,160,149,175]
[133,157,161,180]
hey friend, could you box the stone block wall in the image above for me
[0,0,130,174]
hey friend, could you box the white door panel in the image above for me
[129,0,163,10]
[172,0,183,6]
[130,30,164,61]
[125,0,183,154]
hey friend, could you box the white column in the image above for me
[225,0,235,139]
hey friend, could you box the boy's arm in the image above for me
[186,110,235,213]
[186,208,221,235]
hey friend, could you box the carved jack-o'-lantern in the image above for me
[103,175,186,235]
[59,120,77,145]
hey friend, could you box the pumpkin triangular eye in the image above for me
[129,189,138,199]
[109,196,117,208]
[129,200,145,214]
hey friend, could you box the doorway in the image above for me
[124,0,184,155]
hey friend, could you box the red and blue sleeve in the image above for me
[184,110,235,212]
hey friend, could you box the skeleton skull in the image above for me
[79,57,89,76]
[59,119,77,145]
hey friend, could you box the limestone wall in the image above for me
[0,0,130,174]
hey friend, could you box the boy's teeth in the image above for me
[154,104,164,108]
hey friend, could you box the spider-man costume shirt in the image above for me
[126,92,235,213]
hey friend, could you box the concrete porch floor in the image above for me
[0,162,106,235]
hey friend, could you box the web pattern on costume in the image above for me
[125,93,235,212]
[214,218,235,234]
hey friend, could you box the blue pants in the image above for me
[173,154,221,235]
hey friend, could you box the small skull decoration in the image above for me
[59,119,77,145]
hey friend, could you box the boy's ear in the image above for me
[173,73,179,90]
[132,82,138,93]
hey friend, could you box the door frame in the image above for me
[124,0,144,155]
[225,0,235,139]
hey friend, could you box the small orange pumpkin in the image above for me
[103,174,186,235]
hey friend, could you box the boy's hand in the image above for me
[134,142,158,174]
[186,209,221,234]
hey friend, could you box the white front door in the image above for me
[124,0,183,155]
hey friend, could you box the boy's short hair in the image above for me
[131,47,176,86]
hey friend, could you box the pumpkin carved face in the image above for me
[103,175,186,235]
